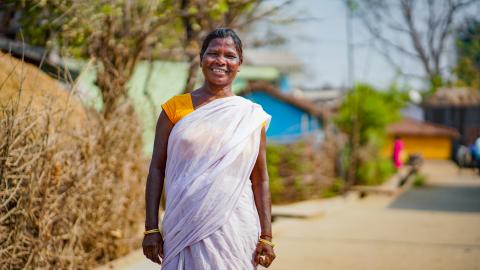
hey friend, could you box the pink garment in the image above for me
[393,138,404,169]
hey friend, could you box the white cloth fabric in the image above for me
[161,96,271,270]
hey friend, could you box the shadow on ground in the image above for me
[389,185,480,213]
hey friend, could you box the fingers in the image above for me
[255,243,276,268]
[158,245,164,260]
[254,244,261,264]
[152,246,162,264]
[258,255,271,268]
[143,245,162,265]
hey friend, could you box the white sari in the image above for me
[161,96,271,270]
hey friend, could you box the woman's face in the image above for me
[201,37,242,87]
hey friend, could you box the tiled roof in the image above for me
[424,87,480,106]
[239,82,325,119]
[387,117,459,138]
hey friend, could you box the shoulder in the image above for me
[161,93,193,124]
[234,96,271,121]
[237,96,267,113]
[164,93,190,105]
[234,95,259,108]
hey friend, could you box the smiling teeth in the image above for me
[212,68,227,73]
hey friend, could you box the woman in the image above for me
[392,135,405,170]
[142,28,276,269]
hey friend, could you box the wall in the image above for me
[424,106,480,145]
[243,91,323,143]
[382,135,452,160]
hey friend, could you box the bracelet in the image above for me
[260,234,272,239]
[144,228,160,235]
[258,238,275,248]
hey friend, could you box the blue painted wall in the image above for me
[243,91,323,143]
[278,74,291,93]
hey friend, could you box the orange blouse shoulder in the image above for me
[161,93,194,124]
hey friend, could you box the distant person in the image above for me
[142,28,275,269]
[393,135,405,170]
[472,134,480,172]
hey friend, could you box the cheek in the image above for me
[228,61,241,71]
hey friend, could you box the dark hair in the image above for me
[199,28,243,62]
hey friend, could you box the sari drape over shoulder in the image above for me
[161,96,271,270]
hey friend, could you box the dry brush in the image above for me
[0,55,148,269]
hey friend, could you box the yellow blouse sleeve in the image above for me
[161,96,177,124]
[161,94,194,124]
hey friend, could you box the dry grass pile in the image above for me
[0,52,87,131]
[0,54,147,269]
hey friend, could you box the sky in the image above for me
[249,0,478,91]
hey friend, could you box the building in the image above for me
[239,82,324,144]
[423,87,480,145]
[383,117,460,160]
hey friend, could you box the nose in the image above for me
[213,55,226,66]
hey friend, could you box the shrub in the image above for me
[321,178,345,198]
[266,140,337,203]
[0,99,147,269]
[413,173,427,187]
[357,157,396,186]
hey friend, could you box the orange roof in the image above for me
[387,117,459,138]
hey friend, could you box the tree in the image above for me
[1,0,175,116]
[177,0,293,93]
[454,17,480,89]
[335,84,407,186]
[352,0,478,90]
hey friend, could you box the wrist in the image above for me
[145,221,158,230]
[144,228,161,235]
[260,233,272,240]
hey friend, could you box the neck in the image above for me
[201,81,234,98]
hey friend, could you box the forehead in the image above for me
[206,37,238,52]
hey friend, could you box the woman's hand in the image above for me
[254,241,276,268]
[142,233,164,265]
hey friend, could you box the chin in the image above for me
[208,78,233,86]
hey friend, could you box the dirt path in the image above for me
[270,161,480,270]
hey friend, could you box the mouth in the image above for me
[210,67,229,75]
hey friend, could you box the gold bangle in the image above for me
[144,228,160,235]
[259,238,275,248]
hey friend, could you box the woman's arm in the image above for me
[143,111,173,265]
[251,127,276,268]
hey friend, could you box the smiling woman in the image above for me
[142,28,276,269]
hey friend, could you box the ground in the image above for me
[96,160,480,270]
[270,160,480,270]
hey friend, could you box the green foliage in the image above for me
[266,144,286,202]
[357,157,395,186]
[321,178,345,198]
[413,173,427,187]
[335,84,405,146]
[335,83,406,185]
[454,17,480,89]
